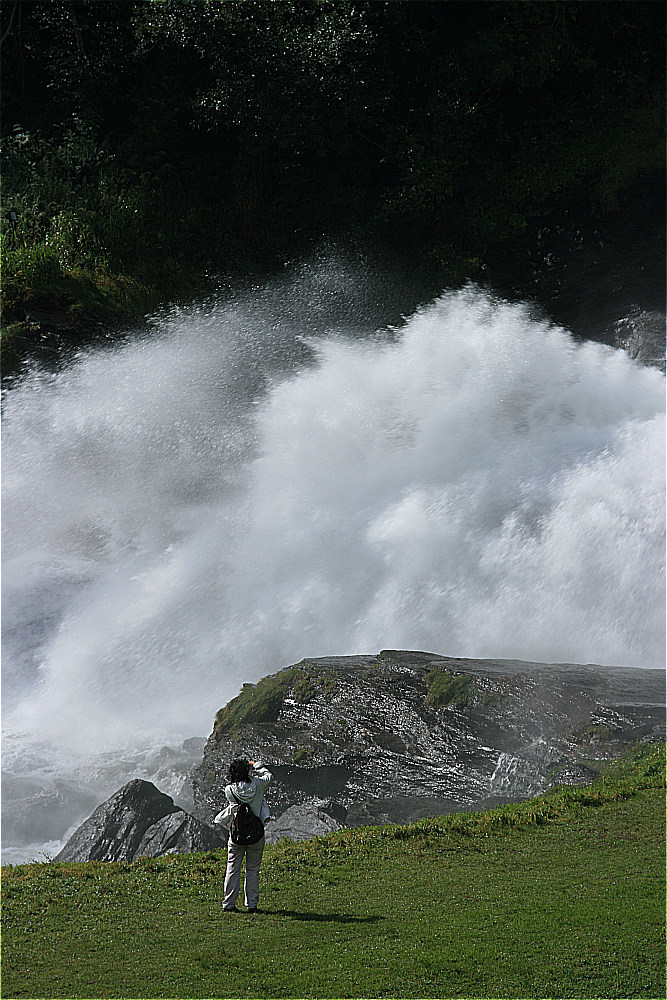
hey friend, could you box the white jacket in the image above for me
[213,761,272,830]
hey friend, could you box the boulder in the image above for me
[55,779,223,862]
[265,802,343,844]
[192,650,665,835]
[543,763,601,790]
[135,811,223,858]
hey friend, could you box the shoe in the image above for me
[246,907,260,914]
[223,906,238,912]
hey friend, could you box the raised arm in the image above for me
[250,760,273,793]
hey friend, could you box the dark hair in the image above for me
[228,758,251,784]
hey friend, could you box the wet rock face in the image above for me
[55,779,223,862]
[192,650,665,840]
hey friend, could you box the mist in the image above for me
[3,276,664,760]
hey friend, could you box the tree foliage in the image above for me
[0,1,664,321]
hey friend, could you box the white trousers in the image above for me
[223,836,265,910]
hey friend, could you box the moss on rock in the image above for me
[293,673,320,705]
[213,667,340,740]
[425,670,475,710]
[292,744,314,766]
[213,669,305,739]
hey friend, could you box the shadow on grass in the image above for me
[267,909,382,924]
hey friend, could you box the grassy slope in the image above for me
[1,746,665,1000]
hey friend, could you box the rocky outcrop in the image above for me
[192,650,665,842]
[2,737,207,858]
[55,779,223,862]
[53,652,665,857]
[265,802,343,844]
[133,810,223,858]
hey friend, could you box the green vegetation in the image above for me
[292,744,315,766]
[214,667,339,740]
[293,670,338,705]
[2,744,664,999]
[1,1,664,343]
[1,234,153,318]
[292,672,322,706]
[213,670,305,740]
[426,669,475,710]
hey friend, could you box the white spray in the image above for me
[2,283,664,764]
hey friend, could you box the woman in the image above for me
[214,757,272,913]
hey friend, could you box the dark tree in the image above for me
[1,1,664,325]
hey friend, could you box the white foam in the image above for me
[2,284,664,760]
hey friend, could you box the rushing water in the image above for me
[2,261,665,862]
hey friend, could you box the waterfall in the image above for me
[2,270,664,858]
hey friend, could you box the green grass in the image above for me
[425,670,476,710]
[1,246,155,318]
[213,667,339,740]
[2,745,665,999]
[213,670,306,740]
[0,258,155,376]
